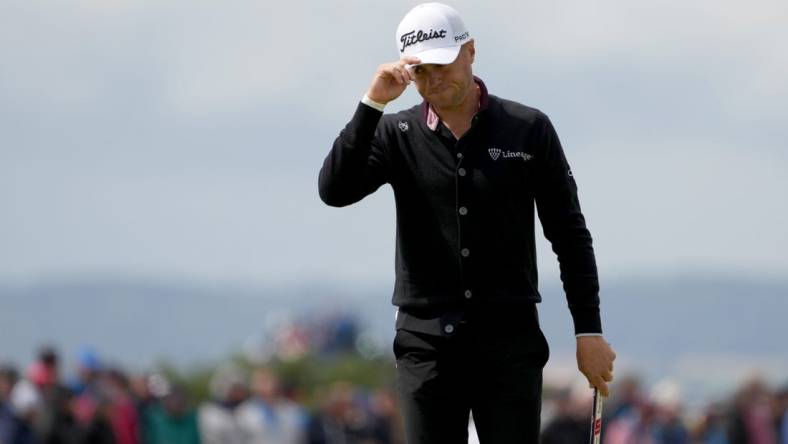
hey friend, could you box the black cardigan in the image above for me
[319,78,602,337]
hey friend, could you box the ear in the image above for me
[466,39,475,64]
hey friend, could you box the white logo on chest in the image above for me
[398,121,409,132]
[489,148,532,161]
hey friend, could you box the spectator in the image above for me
[64,348,115,444]
[9,379,43,444]
[197,366,247,444]
[77,398,116,444]
[603,384,655,444]
[236,367,307,444]
[143,384,200,444]
[649,380,689,444]
[692,401,730,444]
[606,375,644,422]
[778,385,788,444]
[307,382,353,444]
[729,377,778,444]
[1,366,21,444]
[367,388,402,444]
[102,369,139,444]
[29,346,79,444]
[69,348,102,426]
[128,373,158,443]
[541,381,593,444]
[306,381,379,444]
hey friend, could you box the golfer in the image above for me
[318,3,616,442]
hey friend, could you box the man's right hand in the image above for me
[365,56,421,105]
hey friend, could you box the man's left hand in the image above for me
[576,336,616,397]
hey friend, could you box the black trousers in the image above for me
[393,306,550,443]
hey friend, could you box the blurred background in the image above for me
[1,0,786,443]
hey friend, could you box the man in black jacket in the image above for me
[318,3,616,442]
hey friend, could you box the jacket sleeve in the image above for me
[533,113,602,335]
[318,102,392,207]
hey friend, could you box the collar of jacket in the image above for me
[420,76,489,131]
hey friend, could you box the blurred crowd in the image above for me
[1,345,786,444]
[540,375,788,444]
[0,346,402,444]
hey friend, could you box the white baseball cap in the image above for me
[10,380,42,416]
[395,3,471,66]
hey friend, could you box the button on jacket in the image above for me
[318,78,601,336]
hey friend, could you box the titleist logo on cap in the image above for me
[399,29,447,52]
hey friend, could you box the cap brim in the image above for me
[404,45,461,68]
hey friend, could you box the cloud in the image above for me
[1,0,785,117]
[1,0,786,282]
[570,137,788,278]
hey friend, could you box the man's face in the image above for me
[251,368,278,399]
[412,41,475,109]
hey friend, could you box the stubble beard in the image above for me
[432,77,473,112]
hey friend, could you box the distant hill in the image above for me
[1,275,786,398]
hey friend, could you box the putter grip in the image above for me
[589,388,604,444]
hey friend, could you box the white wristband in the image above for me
[361,94,386,112]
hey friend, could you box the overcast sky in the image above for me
[2,0,787,287]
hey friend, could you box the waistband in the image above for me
[395,301,539,337]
